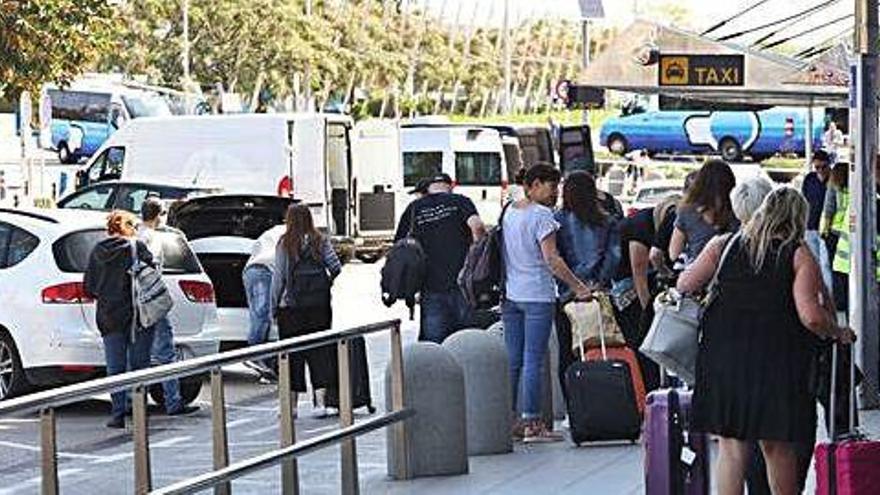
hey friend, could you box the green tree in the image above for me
[0,0,118,97]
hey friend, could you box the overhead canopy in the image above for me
[579,20,849,108]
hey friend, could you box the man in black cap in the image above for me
[394,173,485,343]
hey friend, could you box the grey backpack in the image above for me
[130,240,174,330]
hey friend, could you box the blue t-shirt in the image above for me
[502,202,560,303]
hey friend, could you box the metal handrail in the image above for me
[152,408,415,495]
[0,320,396,417]
[0,318,410,495]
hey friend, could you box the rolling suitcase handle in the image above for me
[828,342,859,442]
[576,294,608,361]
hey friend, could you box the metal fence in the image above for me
[0,319,411,495]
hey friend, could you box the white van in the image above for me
[400,125,509,224]
[75,113,357,238]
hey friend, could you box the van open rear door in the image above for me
[289,115,329,230]
[559,125,596,175]
[350,120,402,261]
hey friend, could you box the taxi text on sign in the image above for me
[658,54,745,87]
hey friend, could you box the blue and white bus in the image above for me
[599,107,827,162]
[44,85,172,163]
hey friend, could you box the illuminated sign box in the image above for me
[658,54,745,87]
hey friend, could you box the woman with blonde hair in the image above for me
[677,187,854,495]
[84,210,157,429]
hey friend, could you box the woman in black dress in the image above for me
[677,187,854,495]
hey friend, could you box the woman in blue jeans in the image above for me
[502,164,591,443]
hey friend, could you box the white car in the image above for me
[0,208,220,402]
[168,195,292,350]
[625,179,684,217]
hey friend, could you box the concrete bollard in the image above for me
[443,329,512,456]
[486,322,555,428]
[386,342,468,479]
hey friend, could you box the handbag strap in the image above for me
[706,232,740,296]
[129,239,139,342]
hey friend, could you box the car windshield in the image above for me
[121,94,172,118]
[53,228,201,274]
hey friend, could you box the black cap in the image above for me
[429,173,453,185]
[408,178,430,195]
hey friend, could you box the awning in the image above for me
[578,20,849,108]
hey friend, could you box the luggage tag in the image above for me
[680,446,697,466]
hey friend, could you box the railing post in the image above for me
[278,353,299,495]
[389,321,409,479]
[40,408,58,495]
[210,367,231,495]
[338,338,359,495]
[132,385,152,494]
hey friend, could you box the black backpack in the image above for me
[289,246,331,309]
[381,208,426,319]
[458,202,510,308]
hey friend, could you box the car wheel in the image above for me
[58,142,75,164]
[0,332,30,401]
[719,138,742,162]
[148,347,204,407]
[608,134,628,155]
[149,375,204,407]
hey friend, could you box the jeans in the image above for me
[502,300,554,419]
[419,288,472,344]
[103,328,155,420]
[151,317,183,413]
[244,265,273,346]
[244,265,276,370]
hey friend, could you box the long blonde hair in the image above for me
[742,187,808,271]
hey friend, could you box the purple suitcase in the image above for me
[644,389,709,495]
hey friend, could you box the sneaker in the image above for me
[167,405,200,416]
[106,417,125,429]
[244,360,272,377]
[511,419,526,441]
[522,421,564,444]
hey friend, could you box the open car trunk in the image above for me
[169,195,292,309]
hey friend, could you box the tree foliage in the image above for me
[0,0,118,97]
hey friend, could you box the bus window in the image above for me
[403,152,442,187]
[455,152,502,186]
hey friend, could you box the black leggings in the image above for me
[277,304,337,393]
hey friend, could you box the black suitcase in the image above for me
[324,336,376,413]
[565,359,642,445]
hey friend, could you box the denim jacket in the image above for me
[554,210,621,299]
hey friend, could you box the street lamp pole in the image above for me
[182,0,190,82]
[305,0,313,112]
[850,0,880,408]
[503,0,512,115]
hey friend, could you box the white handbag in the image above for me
[640,233,739,385]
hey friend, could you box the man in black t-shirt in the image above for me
[394,173,486,343]
[612,206,662,391]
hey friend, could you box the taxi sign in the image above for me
[659,54,745,87]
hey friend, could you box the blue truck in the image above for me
[599,107,826,161]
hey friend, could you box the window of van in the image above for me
[455,152,502,186]
[403,152,442,187]
[49,90,111,123]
